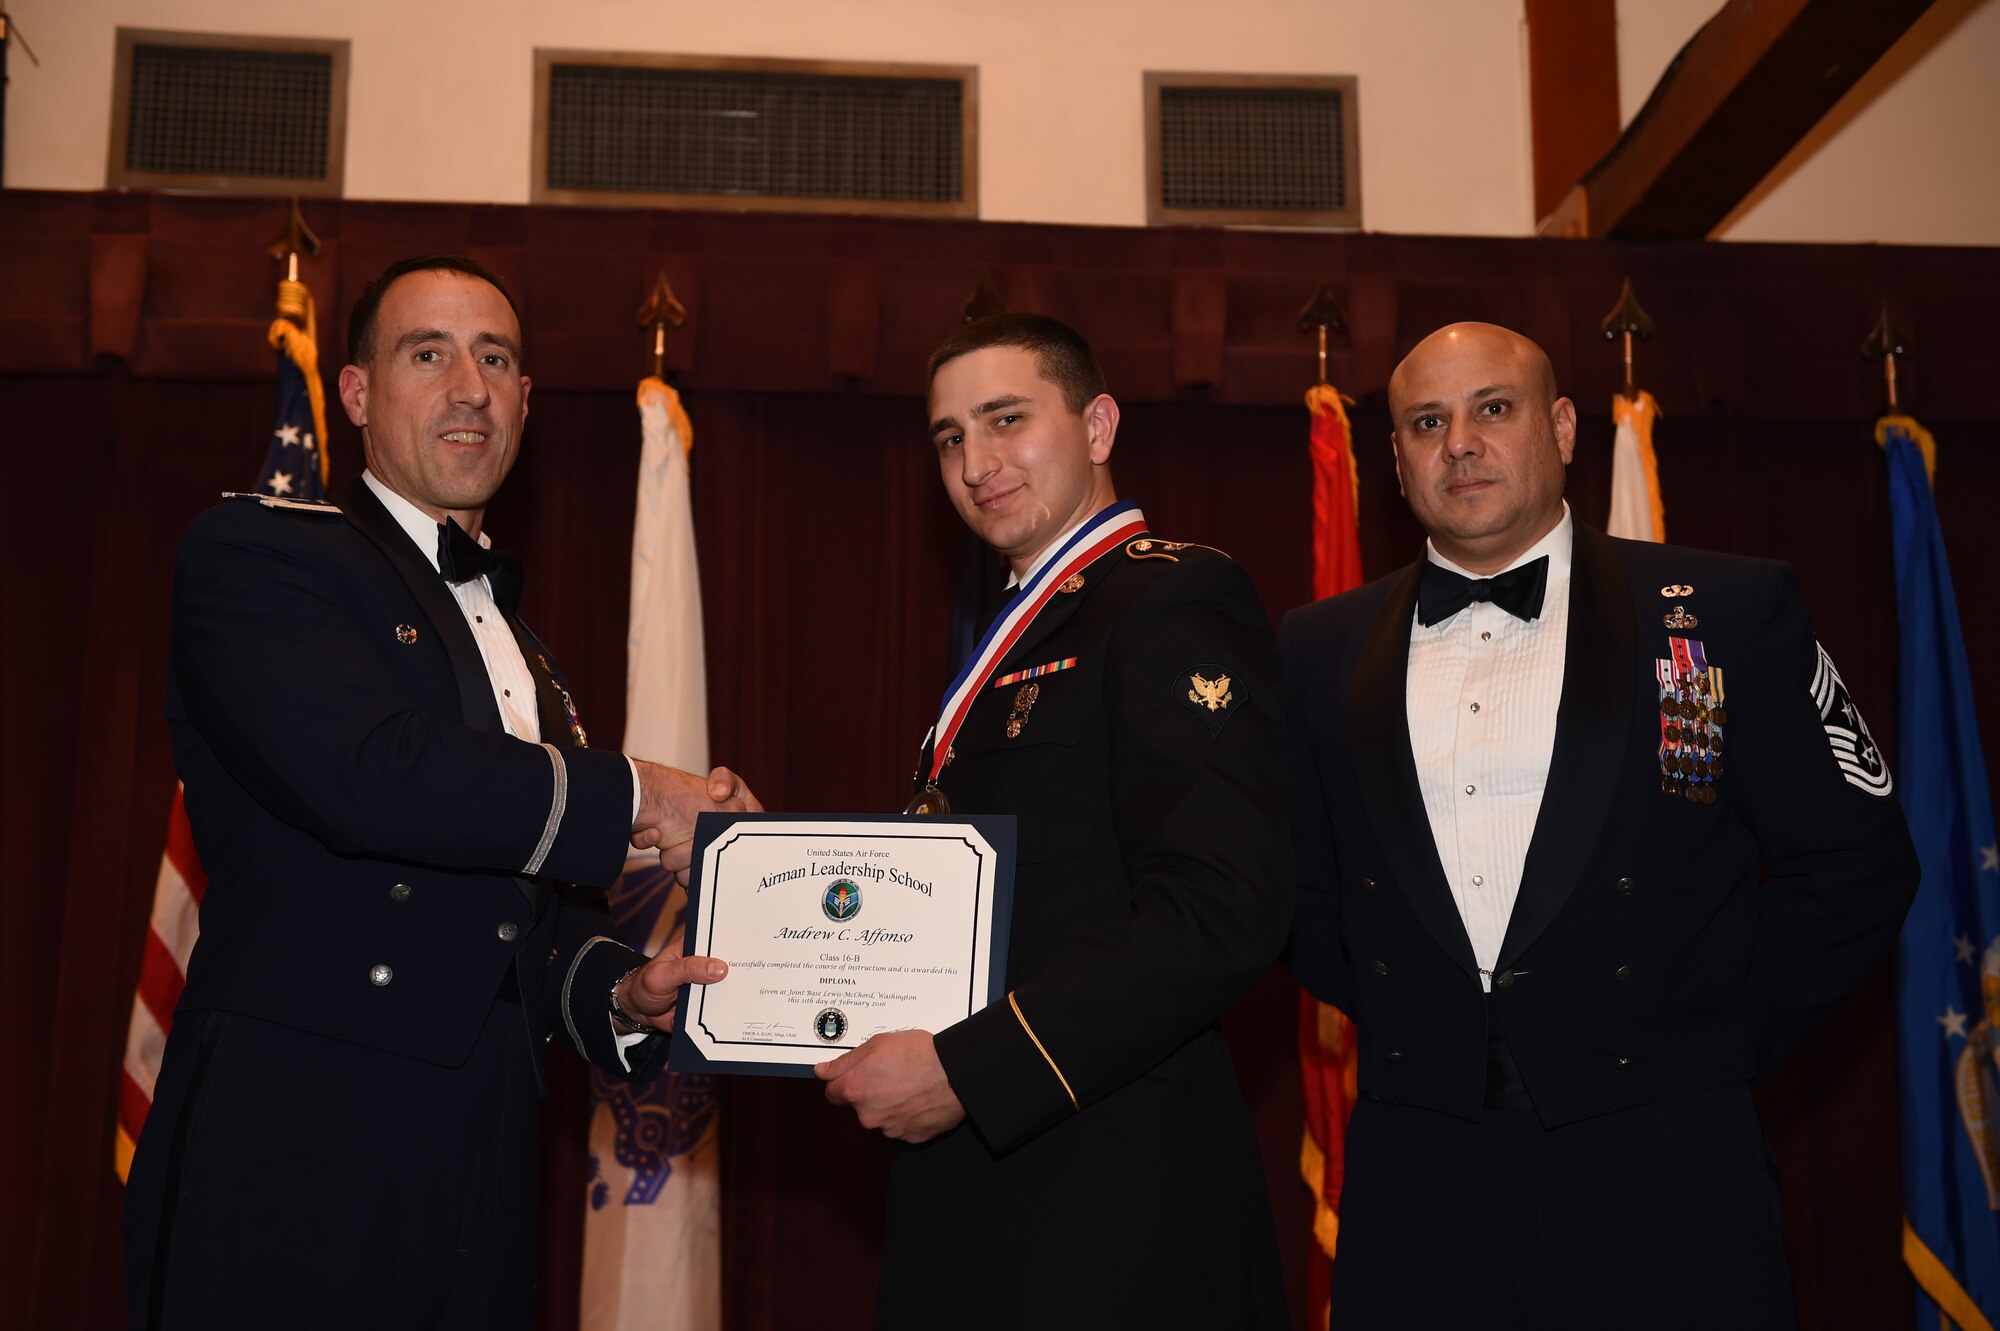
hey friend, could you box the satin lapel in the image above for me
[1498,525,1636,967]
[335,478,506,735]
[506,615,581,750]
[1349,560,1480,981]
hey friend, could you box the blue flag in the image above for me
[1889,415,2000,1331]
[256,294,327,501]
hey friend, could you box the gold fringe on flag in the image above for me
[638,376,695,457]
[1876,413,1937,486]
[1611,390,1666,542]
[268,278,330,489]
[1306,383,1360,522]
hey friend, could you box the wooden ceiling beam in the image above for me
[1541,0,1935,239]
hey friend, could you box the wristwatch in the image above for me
[608,964,651,1035]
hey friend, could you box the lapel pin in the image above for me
[1663,605,1698,629]
[395,624,418,645]
[1661,583,1694,598]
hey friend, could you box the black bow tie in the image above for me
[1416,556,1549,627]
[437,519,522,614]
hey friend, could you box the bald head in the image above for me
[1389,322,1559,419]
[1387,322,1576,574]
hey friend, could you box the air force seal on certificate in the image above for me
[815,1008,849,1042]
[823,878,863,922]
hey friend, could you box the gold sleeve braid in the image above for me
[1008,991,1078,1110]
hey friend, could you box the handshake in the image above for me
[629,759,762,880]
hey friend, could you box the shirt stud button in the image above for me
[1464,784,1476,795]
[1471,875,1484,886]
[1469,702,1481,713]
[1481,631,1492,641]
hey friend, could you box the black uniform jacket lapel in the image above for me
[998,538,1125,668]
[1349,558,1481,982]
[1498,524,1636,968]
[335,477,507,736]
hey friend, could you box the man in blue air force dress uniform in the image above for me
[814,315,1292,1328]
[122,256,753,1331]
[1284,322,1919,1329]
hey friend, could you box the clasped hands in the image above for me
[630,760,762,881]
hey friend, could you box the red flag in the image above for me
[1302,381,1363,1325]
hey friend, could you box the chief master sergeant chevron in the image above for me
[122,255,755,1331]
[814,313,1293,1328]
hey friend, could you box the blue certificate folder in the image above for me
[668,812,1017,1079]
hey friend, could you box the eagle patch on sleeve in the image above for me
[1810,641,1893,797]
[1174,663,1239,739]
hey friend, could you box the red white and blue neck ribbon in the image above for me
[920,500,1146,783]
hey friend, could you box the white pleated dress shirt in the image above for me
[1406,504,1574,991]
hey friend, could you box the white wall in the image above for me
[7,0,1994,245]
[0,0,1535,235]
[1616,0,2000,246]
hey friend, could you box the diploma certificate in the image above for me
[668,814,1016,1077]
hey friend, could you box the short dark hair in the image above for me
[345,254,523,367]
[926,313,1108,413]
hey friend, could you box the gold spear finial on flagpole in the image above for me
[1601,277,1654,402]
[1863,299,1911,414]
[637,269,686,380]
[1297,283,1347,387]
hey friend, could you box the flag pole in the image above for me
[1864,299,1911,415]
[1297,282,1346,388]
[1601,277,1654,402]
[265,197,321,313]
[636,269,685,380]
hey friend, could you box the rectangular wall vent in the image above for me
[1146,73,1360,228]
[109,29,348,195]
[535,52,977,217]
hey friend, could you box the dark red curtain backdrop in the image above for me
[3,191,1996,1331]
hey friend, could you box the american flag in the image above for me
[115,281,328,1180]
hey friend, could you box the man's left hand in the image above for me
[816,1031,965,1143]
